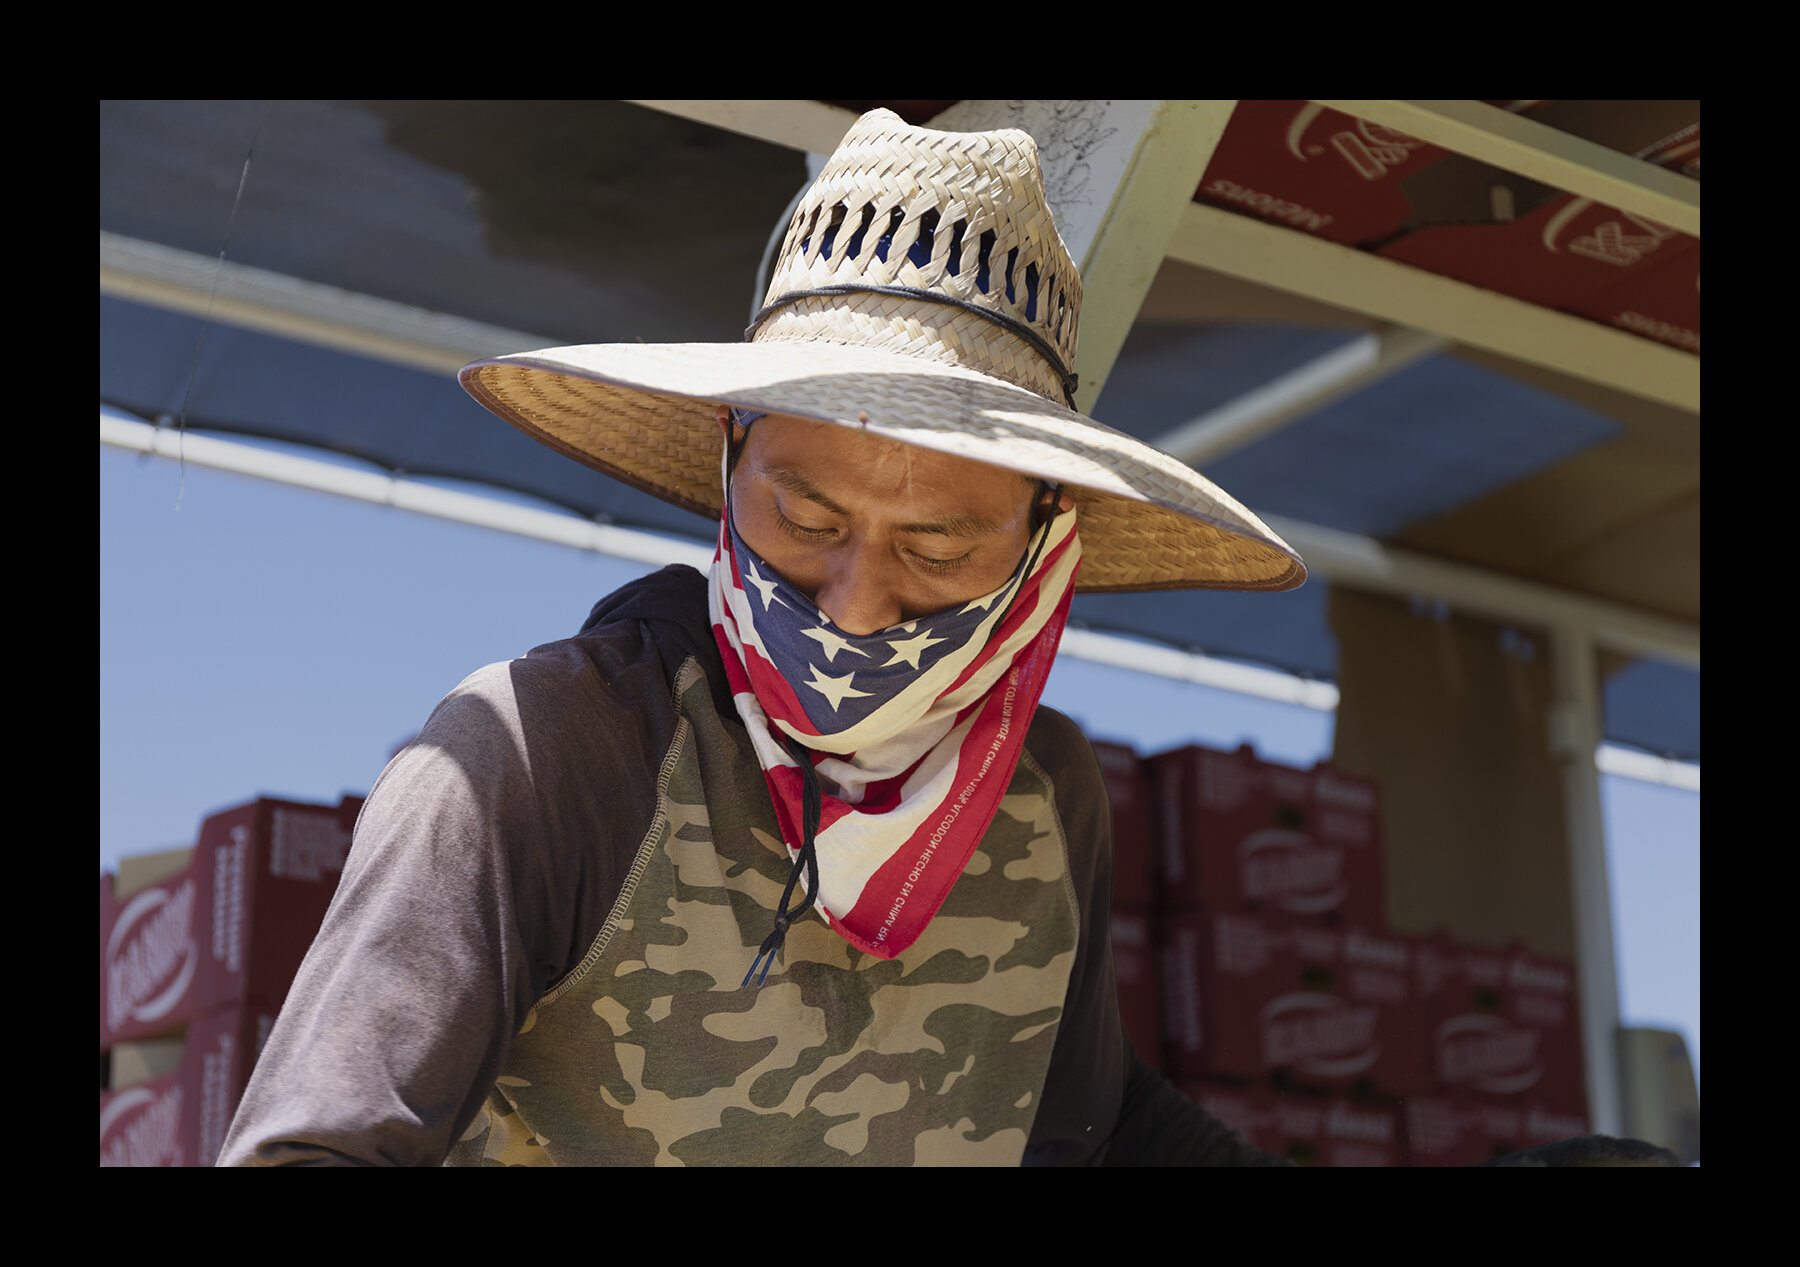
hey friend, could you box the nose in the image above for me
[811,548,904,636]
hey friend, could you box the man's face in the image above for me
[726,412,1042,636]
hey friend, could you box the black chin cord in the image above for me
[743,732,823,987]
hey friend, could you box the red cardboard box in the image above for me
[1402,1091,1591,1167]
[1198,102,1700,355]
[100,1004,279,1167]
[1090,739,1155,907]
[1160,909,1428,1097]
[1144,743,1383,926]
[1415,931,1587,1117]
[100,1069,184,1167]
[1378,183,1697,313]
[101,794,362,1048]
[1377,111,1699,320]
[1195,100,1551,248]
[1109,903,1163,1073]
[1563,235,1700,353]
[1184,1079,1404,1167]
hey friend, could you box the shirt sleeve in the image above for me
[216,643,669,1166]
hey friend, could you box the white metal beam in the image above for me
[1310,100,1699,238]
[1169,201,1700,414]
[100,231,555,374]
[1151,324,1449,466]
[1266,512,1698,670]
[1069,101,1240,415]
[99,410,715,571]
[1594,745,1698,793]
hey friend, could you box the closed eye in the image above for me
[775,509,836,543]
[907,549,972,574]
[778,509,970,574]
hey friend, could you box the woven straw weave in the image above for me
[756,113,1079,401]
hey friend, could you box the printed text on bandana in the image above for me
[876,669,1020,943]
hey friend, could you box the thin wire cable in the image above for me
[171,108,266,510]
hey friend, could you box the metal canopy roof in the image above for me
[99,99,1699,762]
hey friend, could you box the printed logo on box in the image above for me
[105,879,198,1033]
[1325,1099,1396,1145]
[1313,769,1376,814]
[1507,955,1571,995]
[1542,200,1683,268]
[1436,1013,1545,1095]
[100,1084,184,1168]
[1261,993,1381,1076]
[1239,828,1347,913]
[1526,1104,1588,1143]
[1283,103,1431,182]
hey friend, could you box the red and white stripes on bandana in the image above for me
[707,455,1082,963]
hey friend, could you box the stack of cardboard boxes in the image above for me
[1194,99,1700,355]
[1401,932,1591,1164]
[99,795,361,1166]
[1100,739,1587,1165]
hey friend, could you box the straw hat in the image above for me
[460,107,1304,594]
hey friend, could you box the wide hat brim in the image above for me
[460,339,1305,595]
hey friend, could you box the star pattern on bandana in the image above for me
[883,626,946,669]
[805,663,874,711]
[742,558,785,611]
[724,517,1044,732]
[802,625,870,664]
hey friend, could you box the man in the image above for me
[217,107,1675,1167]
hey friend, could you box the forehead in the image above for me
[744,414,1036,498]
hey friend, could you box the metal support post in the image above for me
[1547,618,1623,1137]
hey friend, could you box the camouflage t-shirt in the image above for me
[217,566,1285,1167]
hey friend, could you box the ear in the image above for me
[721,406,750,489]
[717,404,747,447]
[1033,482,1072,527]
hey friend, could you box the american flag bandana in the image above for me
[707,450,1082,964]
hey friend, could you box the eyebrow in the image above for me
[763,465,1008,539]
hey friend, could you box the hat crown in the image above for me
[752,109,1083,404]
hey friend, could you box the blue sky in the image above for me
[99,437,1698,1090]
